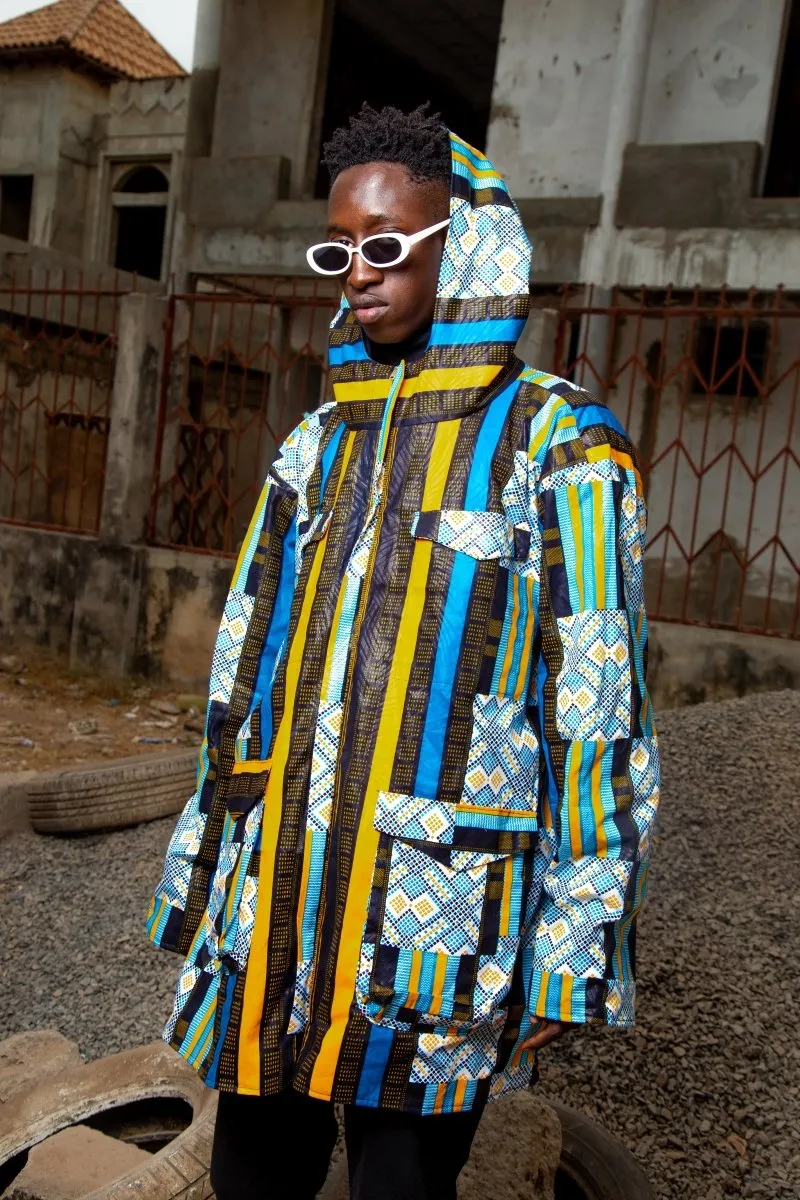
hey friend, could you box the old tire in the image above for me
[0,1031,83,1105]
[549,1101,656,1200]
[26,749,198,835]
[0,1041,217,1200]
[319,1099,655,1200]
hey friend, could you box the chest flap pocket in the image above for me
[411,509,531,563]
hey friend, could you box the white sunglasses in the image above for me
[306,218,450,276]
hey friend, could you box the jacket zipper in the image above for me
[298,363,404,1044]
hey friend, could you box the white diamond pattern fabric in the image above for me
[381,841,487,956]
[439,204,531,300]
[209,590,255,705]
[555,610,632,741]
[463,693,539,812]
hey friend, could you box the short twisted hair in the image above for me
[322,103,451,187]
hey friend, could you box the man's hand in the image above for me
[518,1018,572,1054]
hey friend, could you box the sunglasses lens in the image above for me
[311,244,351,273]
[362,236,403,267]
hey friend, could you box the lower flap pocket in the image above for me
[375,790,537,858]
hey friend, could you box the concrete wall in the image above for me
[648,620,800,710]
[487,0,620,199]
[211,0,330,198]
[105,78,189,152]
[54,71,109,259]
[607,226,800,289]
[0,66,108,258]
[136,547,232,684]
[639,0,787,148]
[0,66,66,246]
[90,77,189,273]
[487,0,787,200]
[0,523,230,688]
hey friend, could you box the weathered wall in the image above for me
[0,66,65,246]
[136,547,232,684]
[639,0,787,148]
[0,66,187,269]
[607,226,800,289]
[0,524,228,688]
[487,0,620,199]
[648,620,800,710]
[0,66,108,258]
[54,71,109,259]
[105,78,189,152]
[488,0,787,201]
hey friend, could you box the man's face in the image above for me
[327,162,450,345]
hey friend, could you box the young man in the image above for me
[148,104,660,1200]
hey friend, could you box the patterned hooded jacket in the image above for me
[147,132,660,1115]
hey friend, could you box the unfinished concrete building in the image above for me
[0,0,187,279]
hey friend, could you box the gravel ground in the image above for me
[1,690,798,1199]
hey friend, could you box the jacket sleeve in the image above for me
[527,395,661,1027]
[146,407,332,954]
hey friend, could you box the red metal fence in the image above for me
[0,270,128,535]
[2,271,798,638]
[540,285,800,638]
[147,277,339,554]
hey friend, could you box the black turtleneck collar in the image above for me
[362,321,432,367]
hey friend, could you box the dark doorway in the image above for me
[764,0,800,196]
[113,206,168,279]
[111,165,169,279]
[314,0,505,197]
[0,175,34,240]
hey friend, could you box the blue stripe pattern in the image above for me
[413,377,519,797]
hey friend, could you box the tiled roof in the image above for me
[0,0,186,80]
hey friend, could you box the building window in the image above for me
[691,320,769,400]
[764,0,800,196]
[0,175,34,241]
[314,0,505,197]
[110,164,170,280]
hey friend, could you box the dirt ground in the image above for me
[0,646,205,774]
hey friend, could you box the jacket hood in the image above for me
[328,131,532,423]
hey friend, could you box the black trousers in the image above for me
[210,1088,483,1200]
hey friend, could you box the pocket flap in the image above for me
[226,757,272,817]
[374,790,537,858]
[411,509,529,561]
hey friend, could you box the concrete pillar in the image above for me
[171,0,224,286]
[184,0,224,162]
[581,0,658,285]
[211,0,333,197]
[69,294,168,677]
[515,309,559,373]
[100,293,168,545]
[578,0,657,393]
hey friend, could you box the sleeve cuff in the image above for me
[529,969,636,1027]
